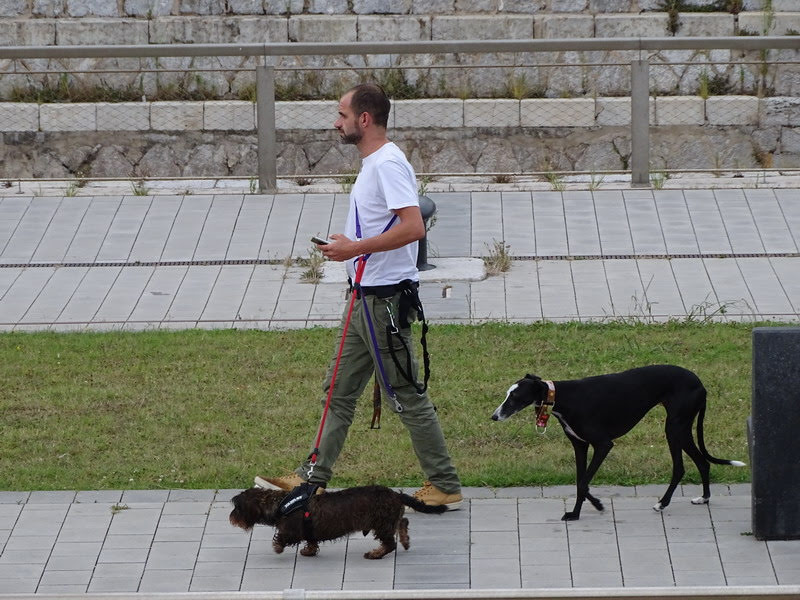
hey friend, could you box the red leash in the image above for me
[306,255,367,479]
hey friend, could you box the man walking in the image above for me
[256,83,462,509]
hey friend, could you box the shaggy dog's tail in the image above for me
[398,493,448,514]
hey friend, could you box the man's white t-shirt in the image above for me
[345,142,419,287]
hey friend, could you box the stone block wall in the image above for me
[1,96,798,178]
[1,2,799,100]
[1,0,798,180]
[0,0,796,17]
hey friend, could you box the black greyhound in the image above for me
[491,365,745,521]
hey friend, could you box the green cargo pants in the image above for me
[295,288,461,495]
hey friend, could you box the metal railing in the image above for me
[1,37,799,191]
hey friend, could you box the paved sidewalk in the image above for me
[2,186,800,597]
[3,484,800,595]
[0,188,799,330]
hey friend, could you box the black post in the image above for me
[750,327,800,540]
[417,194,436,271]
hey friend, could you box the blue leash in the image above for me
[353,205,403,412]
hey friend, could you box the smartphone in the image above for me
[311,236,331,245]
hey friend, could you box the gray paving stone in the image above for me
[98,546,149,563]
[139,568,193,592]
[572,571,623,587]
[39,569,93,585]
[146,541,201,570]
[87,576,141,592]
[154,527,205,543]
[120,490,169,504]
[92,562,145,579]
[36,584,88,594]
[108,508,161,536]
[0,578,39,593]
[0,548,51,564]
[102,534,154,549]
[197,546,247,563]
[45,554,98,570]
[95,198,151,262]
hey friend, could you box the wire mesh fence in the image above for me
[0,40,798,185]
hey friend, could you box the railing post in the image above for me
[256,64,277,193]
[630,58,650,187]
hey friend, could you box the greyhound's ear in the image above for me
[525,374,541,381]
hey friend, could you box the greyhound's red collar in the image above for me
[536,380,556,432]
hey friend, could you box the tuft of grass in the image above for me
[417,175,432,197]
[110,503,129,515]
[8,73,220,104]
[651,171,669,189]
[753,148,774,169]
[544,172,566,191]
[130,180,149,196]
[698,71,734,99]
[503,73,545,100]
[65,182,79,197]
[483,240,512,276]
[299,245,325,283]
[338,170,358,193]
[589,173,605,191]
[0,322,764,490]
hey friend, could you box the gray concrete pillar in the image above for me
[750,327,800,540]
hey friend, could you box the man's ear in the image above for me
[358,111,371,128]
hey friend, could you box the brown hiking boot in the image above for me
[254,473,304,491]
[410,481,463,511]
[254,473,325,494]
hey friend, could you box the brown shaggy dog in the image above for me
[229,485,446,559]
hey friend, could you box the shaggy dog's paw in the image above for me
[300,543,319,557]
[272,542,284,554]
[364,549,387,559]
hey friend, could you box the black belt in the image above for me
[349,280,419,299]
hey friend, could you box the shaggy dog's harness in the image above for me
[278,482,321,542]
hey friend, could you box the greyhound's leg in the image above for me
[680,429,712,505]
[578,440,613,514]
[654,421,686,512]
[563,438,591,521]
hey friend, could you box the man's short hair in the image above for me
[348,83,390,128]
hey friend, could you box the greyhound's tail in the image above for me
[398,493,448,514]
[697,397,747,467]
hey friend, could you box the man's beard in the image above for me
[339,130,362,145]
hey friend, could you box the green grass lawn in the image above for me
[0,321,761,491]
